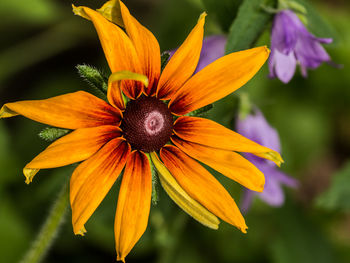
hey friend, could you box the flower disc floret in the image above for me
[121,96,173,152]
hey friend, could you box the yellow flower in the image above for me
[0,1,282,261]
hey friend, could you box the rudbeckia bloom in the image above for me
[0,1,283,261]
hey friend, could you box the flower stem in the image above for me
[20,183,69,263]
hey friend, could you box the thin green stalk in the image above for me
[20,183,69,263]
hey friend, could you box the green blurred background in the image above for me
[0,0,349,262]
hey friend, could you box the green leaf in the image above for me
[294,0,339,45]
[201,0,242,32]
[225,0,277,54]
[161,52,170,72]
[316,161,350,211]
[0,198,31,263]
[38,127,70,142]
[151,164,159,206]
[270,203,336,263]
[185,104,213,117]
[76,64,109,98]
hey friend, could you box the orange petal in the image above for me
[172,136,264,192]
[120,1,160,96]
[107,71,149,110]
[0,91,121,129]
[160,145,247,233]
[70,138,130,235]
[115,151,152,262]
[156,13,206,100]
[24,125,121,184]
[108,81,125,110]
[174,116,283,166]
[81,7,143,98]
[150,152,220,229]
[169,46,270,115]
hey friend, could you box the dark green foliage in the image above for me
[201,0,242,32]
[316,161,350,211]
[185,104,213,117]
[161,52,170,72]
[225,0,277,54]
[295,0,339,44]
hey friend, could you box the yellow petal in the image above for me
[156,13,206,100]
[23,169,39,185]
[172,137,264,192]
[77,7,143,98]
[150,152,220,229]
[0,105,18,118]
[107,71,149,109]
[120,1,161,95]
[72,4,91,20]
[70,138,130,235]
[115,151,152,262]
[169,46,270,115]
[0,91,121,129]
[174,116,283,166]
[160,145,247,233]
[73,1,124,27]
[23,126,121,184]
[97,0,124,27]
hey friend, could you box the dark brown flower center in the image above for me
[121,96,173,152]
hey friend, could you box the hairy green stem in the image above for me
[20,183,69,263]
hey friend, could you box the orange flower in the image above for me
[0,1,282,261]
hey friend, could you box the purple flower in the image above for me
[236,109,298,212]
[195,35,226,73]
[269,10,332,83]
[169,35,226,73]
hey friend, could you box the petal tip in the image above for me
[0,105,18,118]
[199,12,207,21]
[264,45,271,55]
[117,255,126,263]
[255,182,265,193]
[23,168,40,184]
[74,226,87,236]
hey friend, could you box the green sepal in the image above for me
[146,153,159,206]
[185,104,213,117]
[76,64,108,97]
[226,0,276,53]
[151,164,159,206]
[161,52,170,72]
[38,127,70,142]
[201,0,242,32]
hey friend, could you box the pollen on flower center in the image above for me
[121,96,173,152]
[145,111,164,135]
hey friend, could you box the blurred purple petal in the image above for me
[274,49,297,84]
[271,10,298,54]
[259,176,285,207]
[241,189,254,214]
[236,109,280,153]
[237,109,298,211]
[269,9,333,83]
[167,35,226,74]
[195,35,226,73]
